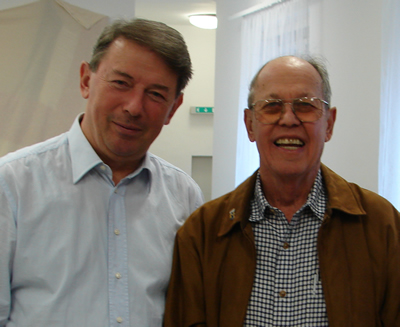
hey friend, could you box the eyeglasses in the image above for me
[249,97,329,125]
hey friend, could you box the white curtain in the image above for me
[236,0,312,186]
[0,0,109,156]
[379,0,400,210]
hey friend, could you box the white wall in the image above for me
[211,1,243,198]
[212,0,383,198]
[320,0,382,193]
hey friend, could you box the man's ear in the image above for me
[325,107,336,142]
[80,61,91,99]
[244,109,256,142]
[164,93,184,125]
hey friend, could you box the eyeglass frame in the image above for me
[248,97,330,125]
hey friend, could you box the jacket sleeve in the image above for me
[381,205,400,325]
[164,226,206,327]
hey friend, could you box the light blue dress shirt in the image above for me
[0,116,204,327]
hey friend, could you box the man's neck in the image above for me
[260,169,318,223]
[104,156,144,185]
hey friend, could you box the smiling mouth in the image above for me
[275,138,304,150]
[114,121,142,132]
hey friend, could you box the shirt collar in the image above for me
[125,152,153,188]
[306,170,326,221]
[67,114,152,185]
[250,170,326,222]
[68,114,103,184]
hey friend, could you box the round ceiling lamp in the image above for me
[189,14,218,29]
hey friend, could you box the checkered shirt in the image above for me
[243,170,329,326]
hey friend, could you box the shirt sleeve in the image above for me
[0,181,16,325]
[190,182,205,213]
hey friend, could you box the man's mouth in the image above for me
[274,138,304,150]
[114,121,141,132]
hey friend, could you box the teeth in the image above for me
[275,138,304,146]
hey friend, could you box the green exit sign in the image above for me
[190,106,214,114]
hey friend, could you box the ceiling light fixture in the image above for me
[189,14,218,29]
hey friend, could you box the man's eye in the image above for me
[297,101,314,106]
[261,101,281,112]
[295,101,316,111]
[110,80,129,88]
[151,91,162,97]
[148,91,166,102]
[265,101,281,108]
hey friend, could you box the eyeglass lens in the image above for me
[254,98,323,124]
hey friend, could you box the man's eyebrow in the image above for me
[149,84,170,92]
[269,93,310,99]
[112,69,133,80]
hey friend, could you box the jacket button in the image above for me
[283,242,290,249]
[279,290,286,298]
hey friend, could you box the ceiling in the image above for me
[134,0,216,25]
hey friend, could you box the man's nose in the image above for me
[123,91,145,117]
[278,102,301,126]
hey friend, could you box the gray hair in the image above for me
[89,18,192,96]
[247,55,332,108]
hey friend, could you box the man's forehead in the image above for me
[260,56,316,77]
[255,57,323,92]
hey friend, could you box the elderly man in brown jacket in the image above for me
[164,56,400,327]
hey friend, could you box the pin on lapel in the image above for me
[229,209,236,220]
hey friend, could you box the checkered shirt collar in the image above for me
[251,169,326,222]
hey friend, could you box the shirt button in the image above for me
[283,242,290,249]
[114,229,120,235]
[279,290,287,298]
[115,272,121,279]
[116,317,123,323]
[100,165,106,171]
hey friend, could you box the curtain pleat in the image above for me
[378,0,400,209]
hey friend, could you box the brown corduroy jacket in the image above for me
[164,164,400,327]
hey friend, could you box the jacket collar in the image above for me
[217,164,366,237]
[320,164,366,216]
[217,171,258,237]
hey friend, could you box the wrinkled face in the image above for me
[80,37,182,168]
[244,57,336,181]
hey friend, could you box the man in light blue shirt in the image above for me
[0,18,203,326]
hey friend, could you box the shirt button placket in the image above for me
[108,184,129,326]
